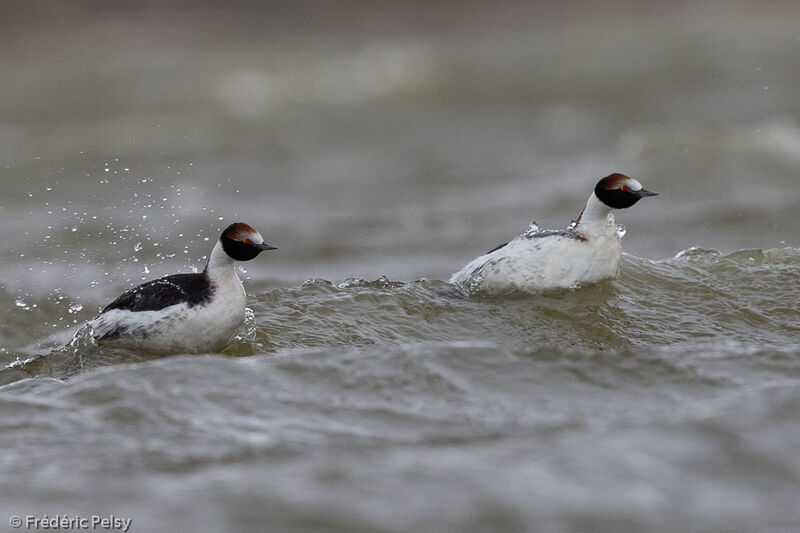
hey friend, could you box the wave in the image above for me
[2,246,799,386]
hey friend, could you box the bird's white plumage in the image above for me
[450,190,625,294]
[624,178,644,191]
[248,231,265,245]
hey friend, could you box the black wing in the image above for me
[101,272,213,313]
[485,229,587,254]
[487,241,510,254]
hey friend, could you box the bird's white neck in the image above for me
[576,193,615,235]
[205,240,240,284]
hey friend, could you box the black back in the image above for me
[487,229,587,254]
[101,272,213,313]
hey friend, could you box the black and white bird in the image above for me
[87,222,276,353]
[449,173,657,293]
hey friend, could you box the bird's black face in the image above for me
[220,222,277,262]
[594,173,658,209]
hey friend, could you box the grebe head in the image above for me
[220,222,277,262]
[594,173,658,209]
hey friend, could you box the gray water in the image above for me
[2,2,800,532]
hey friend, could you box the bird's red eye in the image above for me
[620,185,629,191]
[243,238,251,244]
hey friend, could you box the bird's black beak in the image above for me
[255,243,278,251]
[636,189,658,197]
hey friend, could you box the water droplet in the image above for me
[68,304,83,314]
[218,216,224,221]
[71,226,77,232]
[134,242,143,252]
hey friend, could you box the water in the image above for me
[2,3,800,532]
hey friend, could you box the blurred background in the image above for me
[3,1,798,303]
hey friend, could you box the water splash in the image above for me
[338,275,404,289]
[522,221,541,238]
[240,306,257,341]
[67,323,96,351]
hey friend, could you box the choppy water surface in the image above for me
[2,3,800,533]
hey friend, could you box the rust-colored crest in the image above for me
[597,173,632,190]
[222,222,257,241]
